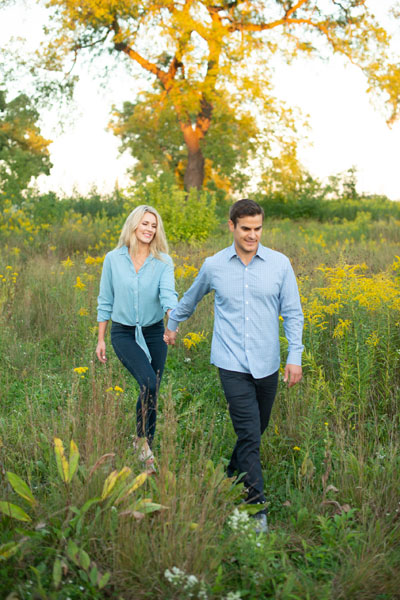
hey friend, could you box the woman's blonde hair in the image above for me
[117,205,168,259]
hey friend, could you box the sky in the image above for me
[1,1,400,200]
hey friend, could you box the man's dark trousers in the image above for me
[218,368,279,511]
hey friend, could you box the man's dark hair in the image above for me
[229,199,264,226]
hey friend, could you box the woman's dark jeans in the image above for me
[111,320,167,447]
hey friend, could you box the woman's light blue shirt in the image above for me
[97,245,178,359]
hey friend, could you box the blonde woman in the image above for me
[96,205,178,469]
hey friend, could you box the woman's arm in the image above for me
[96,321,108,363]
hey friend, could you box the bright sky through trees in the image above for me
[1,0,400,199]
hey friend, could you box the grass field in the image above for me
[0,206,400,599]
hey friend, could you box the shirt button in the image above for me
[246,301,249,304]
[245,284,248,288]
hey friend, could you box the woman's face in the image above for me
[135,211,157,245]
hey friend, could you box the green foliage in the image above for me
[256,169,400,222]
[0,89,52,200]
[125,181,218,243]
[29,1,400,189]
[0,437,162,597]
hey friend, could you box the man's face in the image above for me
[228,214,263,255]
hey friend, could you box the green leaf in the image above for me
[0,541,20,560]
[66,540,79,564]
[68,440,80,482]
[89,565,98,587]
[98,571,111,589]
[6,472,37,507]
[0,501,31,522]
[52,557,62,589]
[79,548,91,571]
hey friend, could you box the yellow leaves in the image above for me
[101,467,132,501]
[54,438,80,484]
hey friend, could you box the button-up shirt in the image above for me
[97,245,178,358]
[168,243,304,378]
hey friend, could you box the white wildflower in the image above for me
[227,508,251,532]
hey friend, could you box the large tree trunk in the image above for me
[184,145,205,190]
[181,98,212,190]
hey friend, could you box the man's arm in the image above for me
[164,260,211,345]
[280,260,304,387]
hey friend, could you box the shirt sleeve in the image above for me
[167,259,212,331]
[280,260,304,366]
[159,256,178,312]
[97,253,114,322]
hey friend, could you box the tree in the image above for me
[0,90,52,199]
[30,1,400,189]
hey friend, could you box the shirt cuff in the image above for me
[167,317,179,332]
[286,350,303,366]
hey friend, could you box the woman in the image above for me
[96,205,178,470]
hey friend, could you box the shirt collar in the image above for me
[117,245,154,262]
[228,242,266,261]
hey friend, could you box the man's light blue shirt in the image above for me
[98,246,178,359]
[168,243,304,379]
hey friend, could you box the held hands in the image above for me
[96,340,107,363]
[163,327,178,346]
[284,364,302,388]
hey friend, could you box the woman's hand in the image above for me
[96,340,107,363]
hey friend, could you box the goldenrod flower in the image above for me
[293,446,301,451]
[114,386,124,392]
[183,331,208,350]
[74,366,88,375]
[62,256,74,268]
[78,308,89,316]
[74,276,86,290]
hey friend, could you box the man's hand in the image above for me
[164,328,178,345]
[284,364,302,387]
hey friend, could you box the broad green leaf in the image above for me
[98,571,111,589]
[0,501,31,522]
[53,557,62,589]
[68,440,80,482]
[89,565,98,586]
[79,548,91,571]
[66,540,79,564]
[54,438,69,483]
[0,541,20,560]
[6,472,37,507]
[79,497,101,515]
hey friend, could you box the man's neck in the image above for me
[234,243,258,266]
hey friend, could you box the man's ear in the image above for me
[228,219,235,232]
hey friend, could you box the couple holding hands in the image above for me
[96,199,303,533]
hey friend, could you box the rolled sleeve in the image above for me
[159,257,178,312]
[97,254,114,322]
[280,261,304,366]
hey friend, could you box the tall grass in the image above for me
[0,207,400,599]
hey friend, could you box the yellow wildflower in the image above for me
[74,367,88,375]
[183,331,208,350]
[293,446,301,451]
[78,308,89,316]
[74,276,86,290]
[61,256,74,268]
[114,386,124,393]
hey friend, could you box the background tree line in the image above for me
[1,0,400,202]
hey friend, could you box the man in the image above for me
[164,199,303,533]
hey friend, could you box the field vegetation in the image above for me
[0,187,400,599]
